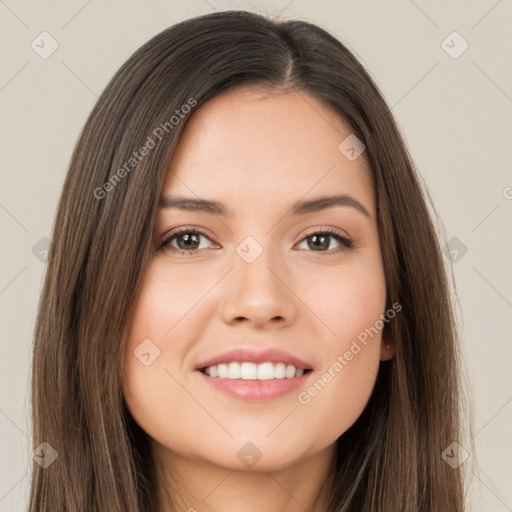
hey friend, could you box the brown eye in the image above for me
[160,228,215,255]
[296,229,353,253]
[171,232,202,251]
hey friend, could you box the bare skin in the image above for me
[122,86,394,512]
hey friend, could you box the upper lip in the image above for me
[196,347,313,371]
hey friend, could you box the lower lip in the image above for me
[197,370,312,401]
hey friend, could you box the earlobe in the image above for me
[380,342,395,361]
[380,329,395,361]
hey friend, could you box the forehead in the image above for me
[162,87,374,216]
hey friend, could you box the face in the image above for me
[121,87,393,473]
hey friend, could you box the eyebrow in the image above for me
[158,194,371,218]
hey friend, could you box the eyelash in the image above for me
[158,226,354,256]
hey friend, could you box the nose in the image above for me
[220,245,298,329]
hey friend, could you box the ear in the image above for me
[380,325,395,361]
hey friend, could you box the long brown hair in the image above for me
[29,10,471,511]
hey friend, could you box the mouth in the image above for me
[198,362,313,380]
[195,347,314,401]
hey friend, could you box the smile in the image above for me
[201,361,310,380]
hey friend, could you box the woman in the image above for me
[29,10,471,511]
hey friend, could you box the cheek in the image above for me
[295,260,386,434]
[121,258,224,441]
[123,258,217,374]
[121,263,184,428]
[301,252,387,353]
[128,262,200,340]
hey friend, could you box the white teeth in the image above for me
[202,361,307,380]
[274,362,286,379]
[218,363,228,378]
[285,364,296,379]
[227,362,240,379]
[257,362,274,380]
[240,362,257,380]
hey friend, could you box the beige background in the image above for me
[1,1,511,510]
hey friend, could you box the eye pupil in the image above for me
[308,234,329,251]
[177,233,200,250]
